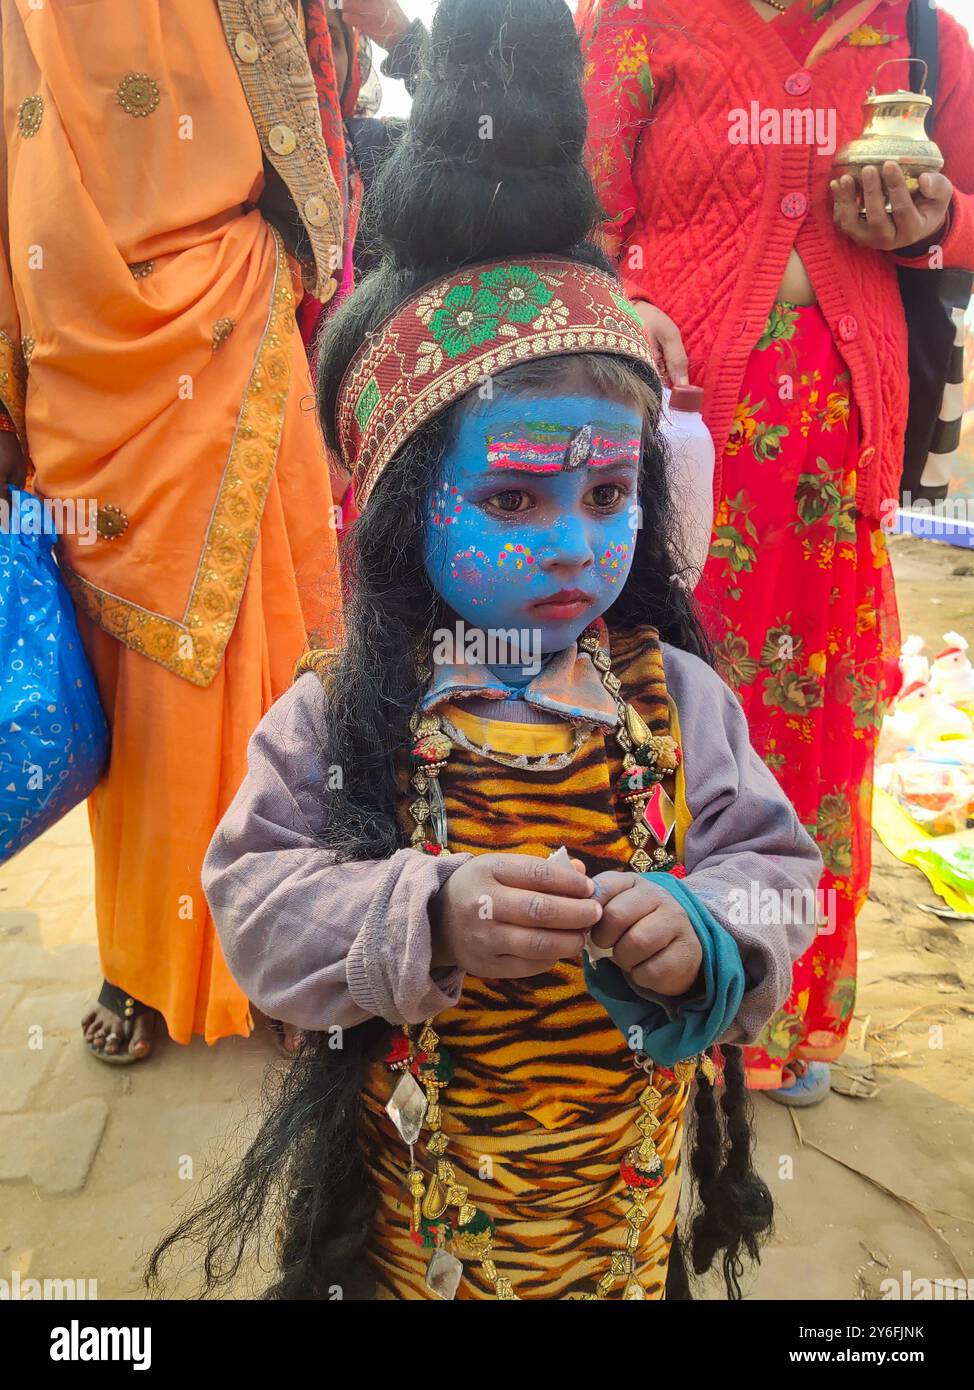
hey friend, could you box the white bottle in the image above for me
[659,384,716,590]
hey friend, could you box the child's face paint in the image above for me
[423,392,642,651]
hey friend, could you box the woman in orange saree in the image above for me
[0,1,352,1057]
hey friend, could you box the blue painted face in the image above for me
[423,392,642,654]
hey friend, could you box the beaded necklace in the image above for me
[380,627,717,1300]
[408,628,684,873]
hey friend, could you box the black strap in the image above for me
[97,978,148,1026]
[908,0,940,132]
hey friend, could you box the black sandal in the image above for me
[84,979,155,1066]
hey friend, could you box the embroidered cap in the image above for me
[335,258,659,511]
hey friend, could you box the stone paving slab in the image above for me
[0,986,22,1030]
[0,1045,57,1113]
[0,867,53,908]
[0,1098,109,1194]
[2,940,98,985]
[4,990,92,1041]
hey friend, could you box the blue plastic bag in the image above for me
[0,489,109,862]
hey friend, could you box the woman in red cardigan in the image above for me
[578,0,974,1102]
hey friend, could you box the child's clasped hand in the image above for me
[430,855,702,998]
[430,852,601,978]
[589,871,703,997]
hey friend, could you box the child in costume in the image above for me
[152,0,821,1302]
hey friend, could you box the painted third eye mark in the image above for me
[486,422,641,474]
[432,484,465,525]
[600,541,630,582]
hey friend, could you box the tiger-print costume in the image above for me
[354,625,695,1300]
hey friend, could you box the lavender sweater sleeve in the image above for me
[202,677,470,1030]
[205,652,821,1045]
[662,645,823,1043]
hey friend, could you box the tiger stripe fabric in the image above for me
[359,625,694,1300]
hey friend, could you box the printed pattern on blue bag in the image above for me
[0,491,109,862]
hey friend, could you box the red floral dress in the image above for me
[696,302,900,1087]
[577,0,907,1090]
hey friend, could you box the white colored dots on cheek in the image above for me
[430,484,465,527]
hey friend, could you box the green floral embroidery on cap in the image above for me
[430,286,501,359]
[355,377,381,431]
[480,265,552,325]
[611,292,643,326]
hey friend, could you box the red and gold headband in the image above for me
[336,257,658,510]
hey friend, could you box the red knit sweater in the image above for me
[578,0,974,521]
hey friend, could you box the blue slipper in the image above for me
[764,1061,831,1108]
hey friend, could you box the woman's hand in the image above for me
[831,163,953,252]
[0,432,26,494]
[430,852,600,979]
[338,0,412,50]
[589,871,702,996]
[632,302,689,386]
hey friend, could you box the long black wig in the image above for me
[148,0,772,1302]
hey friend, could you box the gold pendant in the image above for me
[625,702,653,747]
[421,1173,450,1221]
[407,1169,426,1232]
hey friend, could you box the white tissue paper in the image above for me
[547,845,613,966]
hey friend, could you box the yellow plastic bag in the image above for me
[872,788,974,913]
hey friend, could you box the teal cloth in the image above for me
[583,875,745,1067]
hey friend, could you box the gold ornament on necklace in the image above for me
[383,628,715,1299]
[407,628,685,878]
[383,1019,711,1300]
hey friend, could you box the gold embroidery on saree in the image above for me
[0,331,26,442]
[216,0,344,300]
[63,230,294,688]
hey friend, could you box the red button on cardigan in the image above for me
[580,0,974,523]
[781,192,808,219]
[838,314,860,342]
[784,71,812,96]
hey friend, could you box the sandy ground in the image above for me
[0,533,972,1301]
